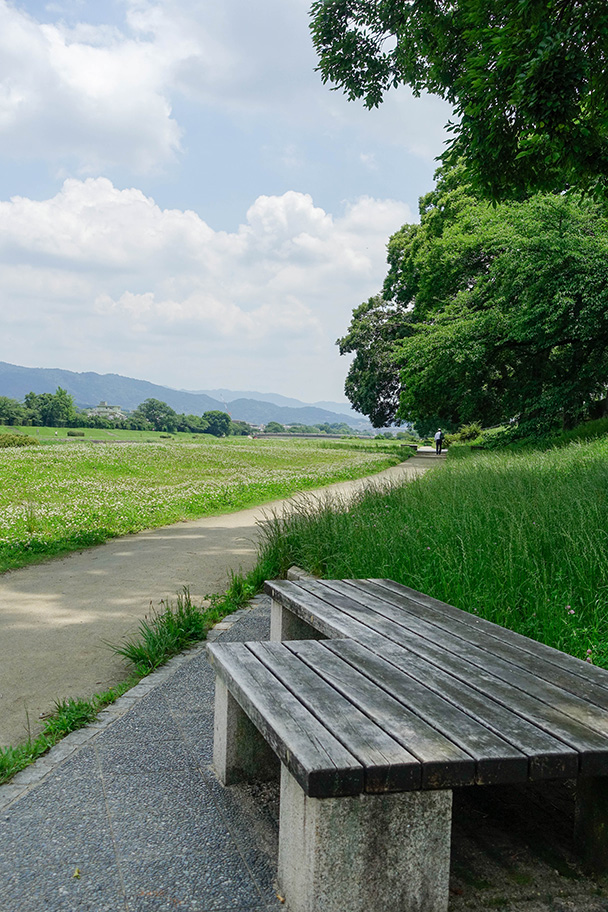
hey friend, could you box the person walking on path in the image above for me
[434,428,444,455]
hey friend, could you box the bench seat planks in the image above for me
[265,578,608,781]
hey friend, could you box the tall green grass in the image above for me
[110,587,228,675]
[256,439,608,666]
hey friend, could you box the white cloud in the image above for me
[0,0,450,176]
[0,0,446,399]
[0,0,183,172]
[125,0,452,154]
[360,153,378,172]
[0,178,412,398]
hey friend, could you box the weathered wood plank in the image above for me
[315,638,537,785]
[303,580,608,754]
[355,579,608,708]
[274,580,608,773]
[267,580,379,645]
[286,640,477,789]
[207,641,364,797]
[249,641,421,792]
[371,578,608,692]
[264,579,608,776]
[265,580,352,639]
[331,636,577,780]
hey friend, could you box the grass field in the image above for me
[254,437,608,666]
[0,433,402,572]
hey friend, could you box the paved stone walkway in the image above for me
[3,597,608,912]
[0,595,283,912]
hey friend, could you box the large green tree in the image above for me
[176,413,210,434]
[202,410,231,437]
[338,294,413,427]
[132,399,178,433]
[0,396,27,426]
[23,388,77,427]
[339,167,608,432]
[310,0,608,199]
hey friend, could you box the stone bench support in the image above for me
[213,677,279,785]
[270,597,324,642]
[278,766,452,912]
[575,775,608,874]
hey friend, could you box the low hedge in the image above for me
[0,434,39,448]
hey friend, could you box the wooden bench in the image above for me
[208,578,608,912]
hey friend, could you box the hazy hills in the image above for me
[0,362,368,429]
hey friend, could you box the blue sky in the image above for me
[0,0,450,403]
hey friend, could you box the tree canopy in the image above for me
[338,166,608,433]
[202,410,232,437]
[0,396,27,426]
[23,388,76,427]
[131,398,179,433]
[310,0,608,199]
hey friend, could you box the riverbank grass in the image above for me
[253,438,608,667]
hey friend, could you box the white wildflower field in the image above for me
[0,437,400,571]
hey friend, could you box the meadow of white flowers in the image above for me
[0,438,398,569]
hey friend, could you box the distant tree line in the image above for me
[0,391,369,437]
[263,421,355,435]
[0,390,252,437]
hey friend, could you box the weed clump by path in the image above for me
[110,574,281,676]
[253,438,608,667]
[0,581,264,784]
[0,683,137,785]
[109,586,254,675]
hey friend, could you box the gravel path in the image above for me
[0,456,436,748]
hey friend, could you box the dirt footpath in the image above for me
[0,458,433,749]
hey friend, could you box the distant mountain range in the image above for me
[0,362,370,429]
[193,388,359,417]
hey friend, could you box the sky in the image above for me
[0,0,451,404]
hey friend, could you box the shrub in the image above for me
[0,434,39,448]
[457,422,483,441]
[67,430,85,437]
[445,422,486,448]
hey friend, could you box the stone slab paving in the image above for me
[0,595,283,912]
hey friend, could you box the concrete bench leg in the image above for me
[270,598,324,642]
[213,677,279,785]
[278,766,452,912]
[575,776,608,873]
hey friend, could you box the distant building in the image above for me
[86,401,127,421]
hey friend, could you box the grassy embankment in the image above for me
[245,436,608,668]
[0,432,403,573]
